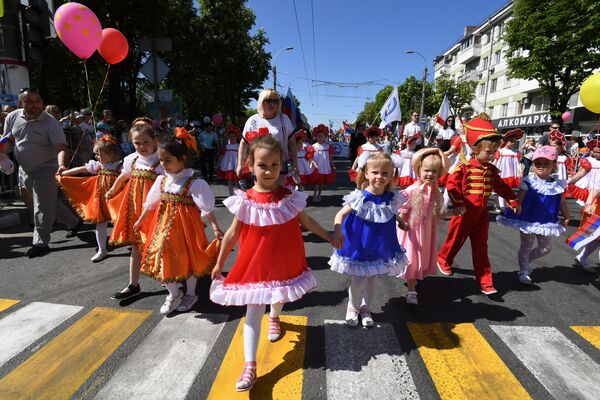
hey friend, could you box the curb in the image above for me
[0,211,22,229]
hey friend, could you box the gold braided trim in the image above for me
[468,183,493,188]
[465,190,492,195]
[98,169,120,176]
[465,124,498,133]
[132,170,158,179]
[160,193,194,205]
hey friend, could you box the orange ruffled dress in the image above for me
[210,186,317,306]
[57,160,121,223]
[139,169,219,283]
[108,153,164,247]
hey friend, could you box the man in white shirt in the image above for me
[403,111,423,148]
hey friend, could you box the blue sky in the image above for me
[246,0,509,128]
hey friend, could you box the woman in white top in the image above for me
[236,89,298,186]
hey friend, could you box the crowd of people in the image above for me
[1,87,600,392]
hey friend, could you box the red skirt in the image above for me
[398,176,416,187]
[313,171,336,185]
[217,170,238,180]
[502,176,521,189]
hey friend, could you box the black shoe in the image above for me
[26,245,50,258]
[111,284,141,300]
[66,220,83,238]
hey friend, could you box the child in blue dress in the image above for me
[330,152,408,327]
[497,145,570,285]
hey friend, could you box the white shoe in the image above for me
[359,307,374,328]
[406,291,419,305]
[518,271,532,286]
[160,292,183,315]
[176,295,198,312]
[91,250,108,262]
[575,256,596,273]
[345,306,359,327]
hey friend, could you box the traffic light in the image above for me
[20,0,51,63]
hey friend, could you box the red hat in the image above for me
[406,132,422,145]
[364,126,384,138]
[587,139,600,150]
[312,124,329,136]
[464,113,501,147]
[224,124,242,138]
[549,129,566,148]
[294,129,307,141]
[502,128,524,142]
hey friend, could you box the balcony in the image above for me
[457,43,481,65]
[457,70,481,82]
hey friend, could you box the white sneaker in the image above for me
[160,292,183,315]
[359,308,374,328]
[518,271,532,286]
[345,307,359,327]
[176,295,198,312]
[91,250,108,262]
[406,291,419,305]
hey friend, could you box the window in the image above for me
[479,83,486,96]
[504,77,512,88]
[490,78,498,93]
[488,107,494,118]
[481,57,488,70]
[501,103,508,117]
[482,33,489,45]
[494,50,501,65]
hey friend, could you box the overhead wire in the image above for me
[291,0,314,106]
[311,0,317,109]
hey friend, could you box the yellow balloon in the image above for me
[580,72,600,114]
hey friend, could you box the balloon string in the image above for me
[91,64,111,118]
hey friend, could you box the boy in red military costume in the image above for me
[437,113,521,295]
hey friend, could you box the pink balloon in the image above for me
[212,113,223,126]
[54,3,102,59]
[561,111,572,122]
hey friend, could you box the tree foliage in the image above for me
[28,0,271,122]
[433,71,477,114]
[504,0,600,113]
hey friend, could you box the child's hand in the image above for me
[453,206,466,216]
[584,203,593,215]
[105,189,114,199]
[563,218,571,227]
[211,264,223,280]
[397,219,409,231]
[133,218,142,232]
[510,205,522,215]
[213,227,224,240]
[331,230,344,249]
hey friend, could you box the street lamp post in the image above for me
[272,46,294,90]
[405,50,428,123]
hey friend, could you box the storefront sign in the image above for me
[494,112,553,128]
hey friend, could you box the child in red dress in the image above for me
[210,133,331,392]
[57,135,122,262]
[217,124,242,196]
[308,124,336,202]
[348,127,383,182]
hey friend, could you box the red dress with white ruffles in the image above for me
[209,186,317,306]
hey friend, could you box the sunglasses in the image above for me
[265,98,280,105]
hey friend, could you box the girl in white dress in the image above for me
[217,124,242,195]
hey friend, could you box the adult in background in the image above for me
[438,116,458,152]
[404,111,423,149]
[521,137,536,176]
[198,121,219,182]
[236,88,298,186]
[349,120,366,164]
[1,89,81,257]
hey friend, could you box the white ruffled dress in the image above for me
[497,174,566,236]
[209,186,317,306]
[329,189,408,277]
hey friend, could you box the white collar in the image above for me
[165,168,194,180]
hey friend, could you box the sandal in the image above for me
[267,316,282,342]
[235,361,257,392]
[359,307,374,327]
[345,305,359,327]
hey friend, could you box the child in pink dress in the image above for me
[397,148,449,305]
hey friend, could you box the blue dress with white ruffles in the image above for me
[329,189,408,277]
[497,174,566,236]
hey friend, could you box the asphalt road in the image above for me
[1,158,599,400]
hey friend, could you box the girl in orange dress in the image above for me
[210,133,331,392]
[134,129,224,314]
[57,135,122,262]
[106,123,164,300]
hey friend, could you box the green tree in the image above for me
[504,0,600,113]
[433,71,477,114]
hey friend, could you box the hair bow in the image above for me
[355,152,371,170]
[224,124,242,138]
[390,153,403,169]
[245,127,271,142]
[100,134,117,145]
[312,124,329,136]
[175,127,198,152]
[294,129,307,141]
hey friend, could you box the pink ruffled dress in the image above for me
[209,186,317,306]
[397,183,439,280]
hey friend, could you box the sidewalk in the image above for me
[0,199,28,230]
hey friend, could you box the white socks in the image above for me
[95,221,108,251]
[244,304,266,362]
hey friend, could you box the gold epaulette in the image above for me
[450,160,469,174]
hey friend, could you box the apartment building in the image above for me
[433,2,595,137]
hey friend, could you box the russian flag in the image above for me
[566,214,600,251]
[281,87,298,129]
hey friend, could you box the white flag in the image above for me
[380,87,402,127]
[436,94,450,126]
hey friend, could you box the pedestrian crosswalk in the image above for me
[0,298,598,400]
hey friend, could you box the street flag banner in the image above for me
[436,94,450,126]
[282,87,298,129]
[342,121,354,134]
[379,87,402,127]
[566,214,600,251]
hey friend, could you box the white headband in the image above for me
[355,151,402,171]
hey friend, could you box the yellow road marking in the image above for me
[208,315,307,399]
[571,325,600,350]
[407,322,530,400]
[0,307,151,400]
[0,299,19,313]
